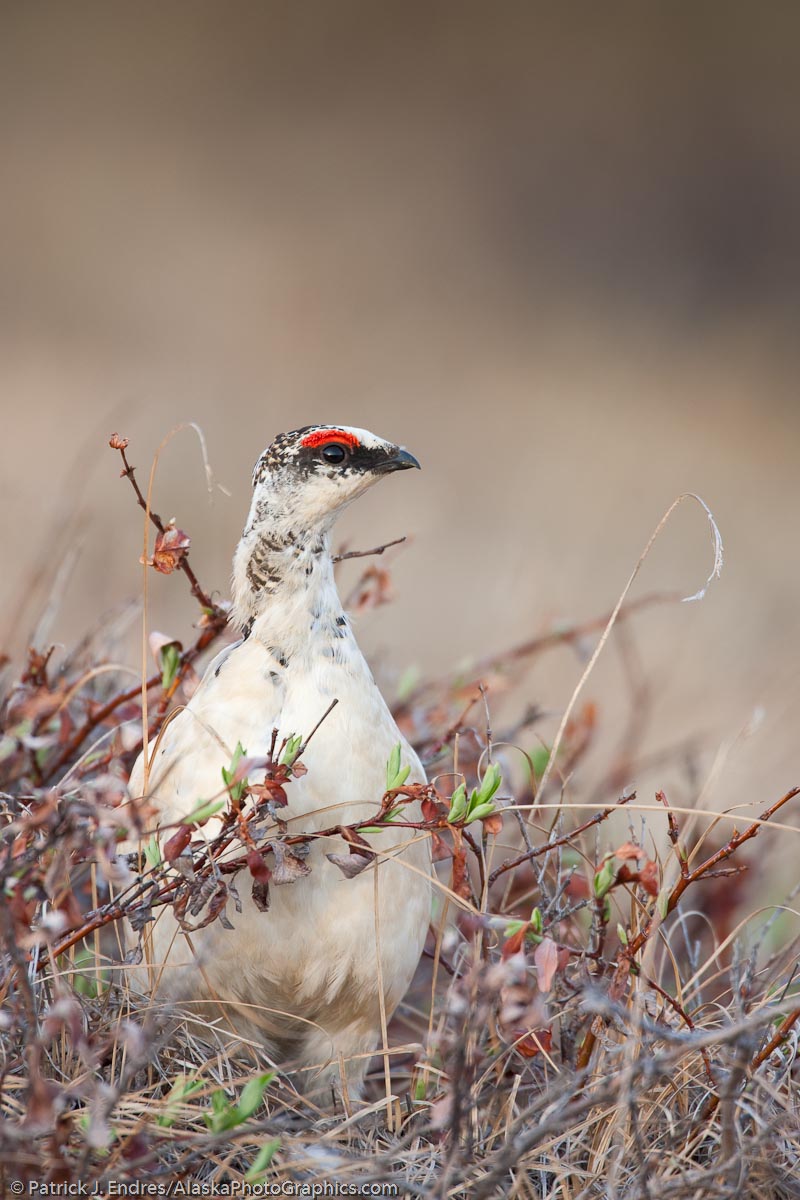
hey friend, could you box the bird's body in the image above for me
[127,426,431,1097]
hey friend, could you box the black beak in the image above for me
[380,447,421,473]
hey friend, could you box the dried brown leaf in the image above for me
[326,852,373,879]
[482,811,504,836]
[270,840,311,884]
[151,524,191,575]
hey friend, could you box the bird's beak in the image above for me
[380,447,421,473]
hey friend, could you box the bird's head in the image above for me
[247,424,421,537]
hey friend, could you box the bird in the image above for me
[126,425,432,1101]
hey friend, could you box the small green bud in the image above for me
[447,783,468,823]
[279,734,303,767]
[221,741,248,803]
[143,836,162,870]
[184,798,226,825]
[467,801,497,823]
[593,856,616,900]
[159,643,181,690]
[475,762,502,805]
[386,742,411,790]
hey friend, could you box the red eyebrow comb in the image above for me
[300,429,360,449]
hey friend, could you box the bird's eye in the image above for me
[321,442,347,464]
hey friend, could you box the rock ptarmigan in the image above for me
[127,425,432,1099]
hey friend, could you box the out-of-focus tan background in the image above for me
[1,4,799,838]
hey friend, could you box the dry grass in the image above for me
[1,437,799,1198]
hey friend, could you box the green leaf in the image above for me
[246,1139,281,1182]
[221,741,248,803]
[529,744,551,779]
[236,1072,274,1120]
[279,734,302,768]
[466,801,496,823]
[386,743,411,790]
[73,948,109,999]
[617,923,628,946]
[203,1072,273,1133]
[387,743,401,789]
[156,1076,204,1128]
[475,762,502,806]
[447,783,468,823]
[593,856,616,900]
[159,643,181,690]
[204,1089,233,1133]
[143,835,161,871]
[530,907,543,935]
[184,798,226,826]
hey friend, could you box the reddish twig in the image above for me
[113,438,222,615]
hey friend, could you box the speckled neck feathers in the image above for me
[231,491,346,659]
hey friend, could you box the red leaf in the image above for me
[615,841,644,861]
[163,825,192,863]
[534,936,559,993]
[617,859,660,897]
[566,871,590,900]
[431,831,452,861]
[516,1028,552,1058]
[421,797,442,823]
[257,779,288,807]
[246,849,271,884]
[638,860,660,897]
[502,922,531,959]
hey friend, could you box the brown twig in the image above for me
[113,439,222,616]
[40,441,232,783]
[488,792,636,887]
[332,536,406,563]
[575,786,800,1071]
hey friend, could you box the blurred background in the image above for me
[1,3,799,866]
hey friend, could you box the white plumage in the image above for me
[127,425,431,1098]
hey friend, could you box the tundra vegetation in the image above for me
[1,435,798,1197]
